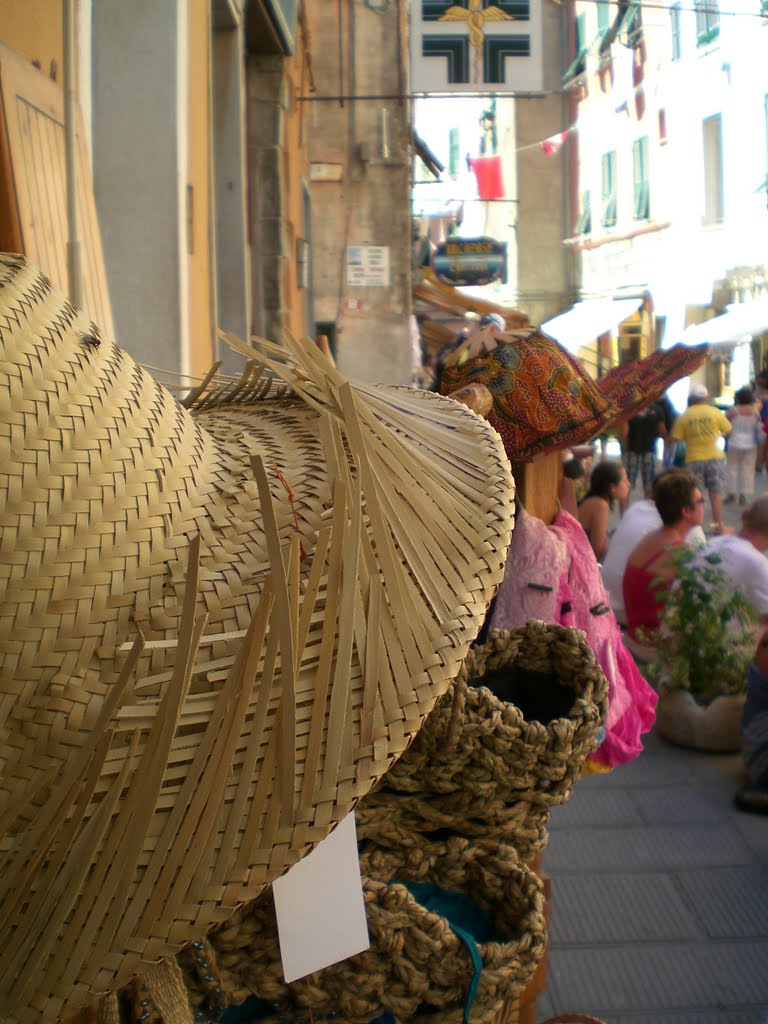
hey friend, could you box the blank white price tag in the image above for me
[272,812,370,983]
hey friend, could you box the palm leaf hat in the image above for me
[0,254,515,1024]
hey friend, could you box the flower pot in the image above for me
[656,689,745,752]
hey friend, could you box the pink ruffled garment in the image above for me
[489,507,569,630]
[550,509,657,767]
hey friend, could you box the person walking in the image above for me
[724,385,761,505]
[671,383,732,534]
[620,400,666,512]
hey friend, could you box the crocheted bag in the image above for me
[152,839,546,1024]
[357,621,608,863]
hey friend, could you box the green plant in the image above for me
[649,547,758,704]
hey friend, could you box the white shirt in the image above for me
[602,500,706,619]
[696,534,768,615]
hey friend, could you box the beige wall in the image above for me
[187,0,215,375]
[0,0,63,79]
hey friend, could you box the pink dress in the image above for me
[490,507,569,630]
[549,510,657,767]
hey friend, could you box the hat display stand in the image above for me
[0,254,517,1024]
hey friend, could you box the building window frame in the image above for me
[632,137,650,219]
[575,190,592,235]
[601,150,618,228]
[670,3,682,60]
[702,113,724,225]
[695,0,720,46]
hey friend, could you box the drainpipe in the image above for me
[64,0,84,310]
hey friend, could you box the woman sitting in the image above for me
[577,459,630,562]
[623,469,705,644]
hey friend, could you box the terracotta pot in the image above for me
[656,689,745,752]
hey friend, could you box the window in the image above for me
[632,137,649,219]
[448,127,460,178]
[670,4,682,60]
[695,0,720,45]
[597,0,611,33]
[619,0,643,47]
[702,114,724,224]
[601,151,617,227]
[563,12,588,83]
[575,190,591,235]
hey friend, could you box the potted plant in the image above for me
[649,547,759,751]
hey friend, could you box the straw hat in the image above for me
[0,253,515,1024]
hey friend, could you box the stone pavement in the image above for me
[538,473,768,1024]
[540,729,768,1023]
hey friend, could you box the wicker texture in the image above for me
[177,838,545,1024]
[357,621,609,863]
[0,254,515,1024]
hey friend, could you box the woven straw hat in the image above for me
[0,253,515,1024]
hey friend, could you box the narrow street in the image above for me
[541,471,768,1024]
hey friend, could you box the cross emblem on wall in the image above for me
[420,0,532,85]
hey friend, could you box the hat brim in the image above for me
[0,254,515,1024]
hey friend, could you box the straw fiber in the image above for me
[357,621,609,863]
[0,254,515,1024]
[176,838,546,1024]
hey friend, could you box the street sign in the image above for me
[432,237,507,287]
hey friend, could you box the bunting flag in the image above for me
[470,155,505,199]
[539,130,569,156]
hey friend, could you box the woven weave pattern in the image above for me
[357,621,609,863]
[0,254,515,1024]
[179,838,545,1024]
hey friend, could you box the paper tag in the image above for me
[272,812,370,983]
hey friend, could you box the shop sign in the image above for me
[432,237,507,287]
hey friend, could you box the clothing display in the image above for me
[491,504,657,768]
[440,328,708,462]
[549,510,658,768]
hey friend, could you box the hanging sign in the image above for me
[432,236,507,287]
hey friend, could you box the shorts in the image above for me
[686,458,727,494]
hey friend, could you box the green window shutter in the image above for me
[670,4,682,60]
[602,151,617,227]
[563,13,589,82]
[575,191,592,234]
[632,137,649,219]
[695,0,720,44]
[597,0,611,32]
[448,128,460,178]
[620,0,643,46]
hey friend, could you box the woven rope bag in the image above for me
[174,836,546,1024]
[357,621,608,862]
[0,255,515,1024]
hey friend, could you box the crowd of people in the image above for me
[572,376,768,816]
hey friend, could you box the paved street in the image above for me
[539,467,768,1024]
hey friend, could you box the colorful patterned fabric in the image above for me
[598,343,710,429]
[440,328,614,461]
[440,328,710,462]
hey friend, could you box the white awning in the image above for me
[675,302,768,349]
[541,298,642,355]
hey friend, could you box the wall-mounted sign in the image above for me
[310,162,343,182]
[410,1,543,94]
[346,246,390,288]
[432,237,507,287]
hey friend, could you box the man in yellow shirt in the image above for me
[671,383,732,533]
